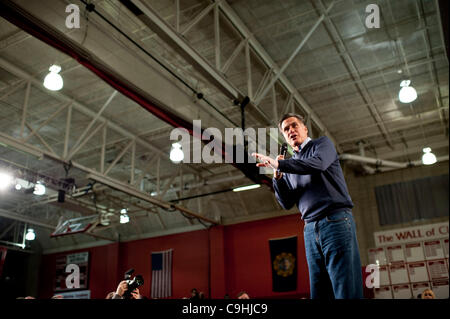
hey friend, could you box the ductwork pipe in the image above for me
[339,153,449,173]
[339,153,409,168]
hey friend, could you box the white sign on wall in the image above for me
[431,279,449,299]
[389,262,409,284]
[386,245,405,263]
[407,262,429,283]
[378,265,391,286]
[374,222,449,247]
[427,260,448,280]
[411,282,430,298]
[368,247,387,265]
[405,242,425,262]
[374,286,393,299]
[392,284,412,299]
[424,240,445,260]
[444,239,449,257]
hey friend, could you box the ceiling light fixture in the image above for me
[398,80,417,103]
[170,142,184,163]
[25,228,36,241]
[0,172,13,190]
[33,182,46,195]
[120,208,130,224]
[232,184,261,192]
[422,147,437,165]
[43,65,64,91]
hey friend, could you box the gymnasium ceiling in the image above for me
[0,0,448,253]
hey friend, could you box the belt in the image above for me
[303,209,351,224]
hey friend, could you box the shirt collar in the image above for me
[294,137,311,153]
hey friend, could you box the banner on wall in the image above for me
[374,222,449,247]
[269,235,297,292]
[151,249,173,299]
[55,251,89,292]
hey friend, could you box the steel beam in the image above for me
[218,0,341,151]
[254,0,336,105]
[0,57,201,176]
[130,0,239,99]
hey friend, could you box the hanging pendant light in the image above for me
[170,142,184,163]
[43,65,64,91]
[25,228,36,241]
[120,208,130,224]
[422,147,437,165]
[398,80,417,103]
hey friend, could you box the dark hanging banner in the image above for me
[269,235,297,292]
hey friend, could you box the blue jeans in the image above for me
[303,210,363,299]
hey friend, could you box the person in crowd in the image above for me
[111,280,144,299]
[236,291,250,299]
[190,288,200,300]
[421,289,435,299]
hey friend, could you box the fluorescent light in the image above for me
[43,65,63,91]
[25,228,36,241]
[33,182,46,195]
[0,172,13,190]
[398,80,417,103]
[170,142,184,163]
[233,184,261,192]
[422,147,437,165]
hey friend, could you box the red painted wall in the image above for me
[38,214,310,299]
[224,214,309,299]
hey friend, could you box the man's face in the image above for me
[280,117,308,150]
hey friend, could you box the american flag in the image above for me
[151,249,173,298]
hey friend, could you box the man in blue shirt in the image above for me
[252,113,363,299]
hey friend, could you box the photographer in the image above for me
[111,280,144,299]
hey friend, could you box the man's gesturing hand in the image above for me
[251,153,279,170]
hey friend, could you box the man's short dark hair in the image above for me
[278,113,305,130]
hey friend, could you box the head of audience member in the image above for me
[198,291,205,299]
[421,289,435,299]
[190,288,199,299]
[237,291,250,299]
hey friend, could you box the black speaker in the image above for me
[58,189,65,203]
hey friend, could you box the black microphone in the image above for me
[280,143,288,157]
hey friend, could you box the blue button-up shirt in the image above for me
[273,136,353,223]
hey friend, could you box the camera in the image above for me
[123,268,144,299]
